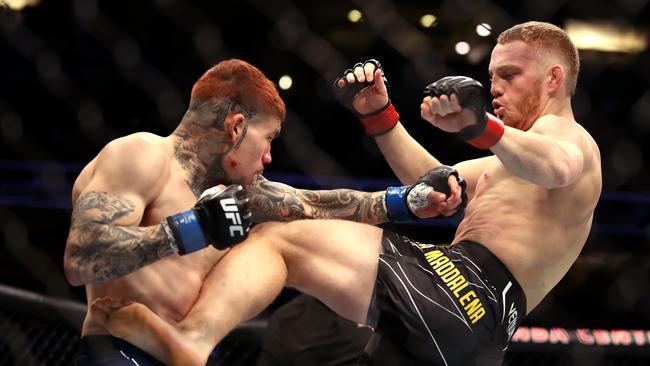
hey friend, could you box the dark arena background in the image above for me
[1,0,649,365]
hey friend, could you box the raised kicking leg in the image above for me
[91,219,384,365]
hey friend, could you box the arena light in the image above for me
[420,14,438,28]
[0,0,40,10]
[565,19,647,53]
[455,41,470,55]
[476,23,492,37]
[347,9,362,23]
[278,75,293,90]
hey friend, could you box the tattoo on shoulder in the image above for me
[66,191,174,283]
[71,191,135,225]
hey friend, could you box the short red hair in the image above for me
[497,22,580,96]
[190,59,285,120]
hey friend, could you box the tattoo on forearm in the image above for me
[248,180,388,225]
[66,191,176,284]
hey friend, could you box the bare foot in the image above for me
[90,297,210,366]
[90,297,131,326]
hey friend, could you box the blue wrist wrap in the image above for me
[168,209,207,254]
[386,186,415,223]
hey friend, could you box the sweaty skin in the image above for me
[70,132,407,336]
[70,133,227,335]
[453,130,600,311]
[345,40,601,312]
[67,106,411,338]
[84,29,598,365]
[424,40,602,312]
[66,59,469,366]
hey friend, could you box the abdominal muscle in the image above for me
[82,247,226,336]
[453,169,593,313]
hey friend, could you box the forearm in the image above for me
[248,183,388,225]
[491,127,582,188]
[375,123,442,184]
[64,222,175,285]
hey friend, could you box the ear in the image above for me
[224,112,246,144]
[547,64,564,94]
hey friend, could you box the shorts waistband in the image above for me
[78,335,145,354]
[453,240,524,298]
[75,335,165,366]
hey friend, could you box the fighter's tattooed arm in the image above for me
[64,191,176,285]
[248,176,388,225]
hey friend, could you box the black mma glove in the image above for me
[423,76,505,149]
[334,59,400,136]
[386,166,467,222]
[163,184,252,254]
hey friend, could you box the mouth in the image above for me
[492,101,504,119]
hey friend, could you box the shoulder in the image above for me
[99,133,169,170]
[530,114,591,145]
[102,132,166,155]
[532,115,600,166]
[86,133,171,199]
[529,114,574,133]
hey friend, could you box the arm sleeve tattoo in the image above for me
[65,191,177,284]
[248,177,388,225]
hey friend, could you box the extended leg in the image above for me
[93,220,384,365]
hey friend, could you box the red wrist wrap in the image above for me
[359,103,399,136]
[466,113,505,149]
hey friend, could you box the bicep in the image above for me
[71,141,165,227]
[530,119,589,172]
[73,179,147,228]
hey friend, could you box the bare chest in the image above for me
[141,174,199,225]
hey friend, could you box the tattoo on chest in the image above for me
[67,191,174,283]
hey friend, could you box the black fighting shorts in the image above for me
[365,231,526,365]
[73,335,165,366]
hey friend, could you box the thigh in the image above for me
[370,239,505,365]
[255,220,384,324]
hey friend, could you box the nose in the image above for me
[262,150,272,164]
[490,80,503,98]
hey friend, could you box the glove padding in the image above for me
[334,59,390,115]
[412,166,467,213]
[334,59,399,136]
[423,76,504,148]
[386,166,467,222]
[165,184,252,254]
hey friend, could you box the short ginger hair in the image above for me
[498,21,580,96]
[190,59,286,120]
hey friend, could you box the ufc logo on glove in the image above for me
[164,184,252,253]
[220,198,244,237]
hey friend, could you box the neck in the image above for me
[170,122,233,197]
[542,96,574,120]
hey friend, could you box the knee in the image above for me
[250,221,285,238]
[248,221,300,254]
